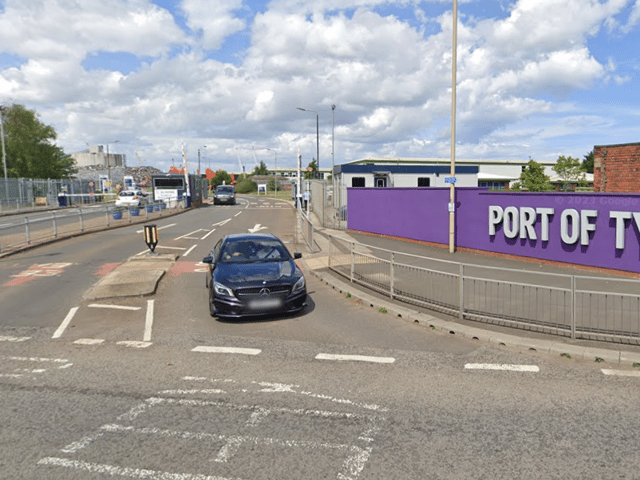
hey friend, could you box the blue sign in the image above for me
[444,177,457,184]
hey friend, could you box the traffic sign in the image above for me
[444,177,457,184]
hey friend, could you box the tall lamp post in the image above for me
[266,148,277,195]
[296,107,319,179]
[449,0,457,254]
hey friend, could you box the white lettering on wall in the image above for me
[504,206,519,239]
[561,209,580,244]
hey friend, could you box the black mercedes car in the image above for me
[203,233,307,318]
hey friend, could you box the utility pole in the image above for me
[0,106,8,196]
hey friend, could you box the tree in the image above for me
[511,160,552,192]
[1,104,76,179]
[582,151,594,173]
[252,161,269,176]
[303,158,318,180]
[209,169,232,187]
[553,155,585,190]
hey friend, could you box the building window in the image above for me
[418,177,430,187]
[352,177,365,187]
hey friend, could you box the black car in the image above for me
[213,185,236,205]
[203,233,307,318]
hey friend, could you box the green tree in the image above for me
[209,169,232,187]
[582,151,594,173]
[235,178,257,193]
[252,161,269,176]
[303,158,318,179]
[553,155,585,190]
[511,160,552,192]
[1,104,76,179]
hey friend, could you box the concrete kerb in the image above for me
[299,211,640,367]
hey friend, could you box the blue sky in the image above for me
[0,0,638,173]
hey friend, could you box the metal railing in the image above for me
[327,233,640,344]
[0,200,183,255]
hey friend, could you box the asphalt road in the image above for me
[1,195,640,479]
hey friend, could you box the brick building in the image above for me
[594,142,640,193]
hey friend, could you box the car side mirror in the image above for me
[202,255,214,264]
[294,252,302,259]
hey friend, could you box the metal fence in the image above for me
[0,177,108,213]
[0,200,183,255]
[326,233,640,345]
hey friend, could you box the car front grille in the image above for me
[235,285,291,299]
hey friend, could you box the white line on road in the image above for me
[201,228,216,240]
[0,335,30,342]
[211,219,231,227]
[135,223,176,234]
[73,339,105,345]
[464,363,540,372]
[116,341,152,349]
[174,229,204,240]
[52,307,79,339]
[234,211,242,217]
[143,300,154,342]
[601,369,640,377]
[192,346,261,355]
[315,353,395,364]
[88,304,141,311]
[183,244,197,257]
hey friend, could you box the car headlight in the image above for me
[292,275,305,293]
[214,281,235,298]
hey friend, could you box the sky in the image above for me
[0,0,639,174]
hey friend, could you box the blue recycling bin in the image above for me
[57,194,67,207]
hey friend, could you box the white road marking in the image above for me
[116,341,152,349]
[38,457,233,480]
[192,346,261,355]
[0,335,30,342]
[144,300,154,342]
[88,304,141,311]
[158,389,226,395]
[174,229,204,240]
[602,369,640,377]
[52,307,79,339]
[234,212,242,217]
[73,338,105,345]
[211,219,231,227]
[201,228,216,240]
[135,223,176,234]
[183,244,197,257]
[155,246,187,250]
[464,363,540,372]
[248,223,268,233]
[315,353,395,364]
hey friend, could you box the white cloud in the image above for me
[0,0,636,169]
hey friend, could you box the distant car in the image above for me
[115,190,147,207]
[203,233,307,318]
[213,185,236,205]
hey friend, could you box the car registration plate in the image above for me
[248,298,282,310]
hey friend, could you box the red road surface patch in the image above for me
[169,261,208,276]
[96,263,120,276]
[3,263,74,287]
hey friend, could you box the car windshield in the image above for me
[120,192,134,197]
[216,187,234,194]
[220,238,289,263]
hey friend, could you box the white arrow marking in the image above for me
[248,224,268,233]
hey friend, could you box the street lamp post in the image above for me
[266,148,277,196]
[296,107,319,179]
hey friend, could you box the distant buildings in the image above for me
[71,145,126,169]
[594,142,640,193]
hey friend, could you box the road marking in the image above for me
[601,369,640,377]
[315,353,395,364]
[201,228,216,240]
[53,307,79,339]
[73,339,105,345]
[464,363,540,372]
[174,229,204,240]
[88,304,142,311]
[234,212,242,217]
[144,300,154,342]
[116,341,152,349]
[212,219,232,227]
[135,223,176,234]
[248,223,268,233]
[0,335,30,342]
[192,346,261,355]
[183,244,197,257]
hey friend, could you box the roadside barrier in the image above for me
[0,201,183,256]
[326,233,640,345]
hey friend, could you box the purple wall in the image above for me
[348,188,640,274]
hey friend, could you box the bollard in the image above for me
[143,224,159,253]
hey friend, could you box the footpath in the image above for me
[298,209,640,368]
